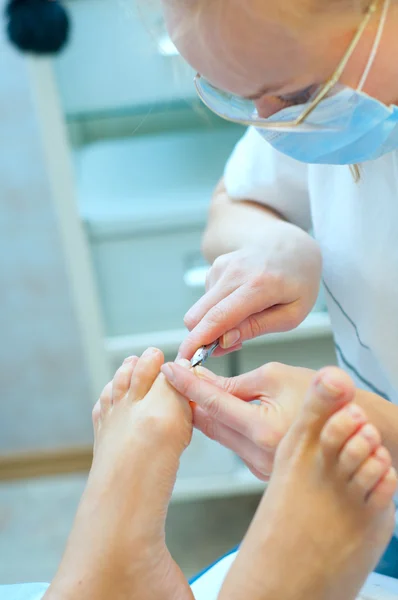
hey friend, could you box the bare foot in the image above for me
[219,367,397,600]
[45,349,194,600]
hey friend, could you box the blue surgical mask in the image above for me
[257,89,398,165]
[255,0,398,165]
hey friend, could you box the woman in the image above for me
[3,1,398,595]
[158,0,398,578]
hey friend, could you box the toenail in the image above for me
[123,356,135,364]
[176,358,191,368]
[360,424,376,442]
[346,404,364,422]
[143,347,159,356]
[195,366,217,380]
[389,467,397,479]
[317,373,344,397]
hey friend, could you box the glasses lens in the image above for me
[196,77,256,121]
[195,76,353,133]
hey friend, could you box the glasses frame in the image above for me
[194,0,379,130]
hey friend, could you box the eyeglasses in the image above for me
[194,0,380,132]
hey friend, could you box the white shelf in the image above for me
[172,466,267,504]
[104,311,332,362]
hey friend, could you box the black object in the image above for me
[5,0,70,55]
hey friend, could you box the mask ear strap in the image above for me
[357,0,391,91]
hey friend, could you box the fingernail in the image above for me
[175,352,182,361]
[346,404,364,422]
[184,309,194,323]
[161,364,175,383]
[316,373,344,397]
[221,329,241,349]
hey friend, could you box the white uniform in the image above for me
[225,127,398,547]
[225,127,398,405]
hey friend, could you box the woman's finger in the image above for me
[192,363,281,401]
[183,277,239,332]
[236,300,305,341]
[213,304,301,356]
[161,363,281,446]
[193,405,274,479]
[240,458,271,482]
[161,363,256,435]
[178,283,278,360]
[212,342,243,357]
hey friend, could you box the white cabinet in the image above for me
[91,228,205,336]
[239,336,337,374]
[75,127,243,336]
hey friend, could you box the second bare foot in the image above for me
[219,367,397,600]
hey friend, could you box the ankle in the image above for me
[44,568,116,600]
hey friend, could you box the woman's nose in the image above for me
[254,96,284,119]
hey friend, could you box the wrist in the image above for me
[202,198,288,262]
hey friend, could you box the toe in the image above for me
[367,467,398,510]
[92,400,101,429]
[99,381,113,419]
[350,445,392,502]
[129,348,164,401]
[292,367,355,437]
[337,423,381,480]
[320,403,367,459]
[145,360,193,429]
[149,359,193,419]
[112,356,139,404]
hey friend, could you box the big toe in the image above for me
[147,359,193,422]
[292,367,356,439]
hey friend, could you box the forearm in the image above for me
[355,388,398,468]
[202,178,287,263]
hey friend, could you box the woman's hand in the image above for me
[178,221,322,360]
[161,361,317,480]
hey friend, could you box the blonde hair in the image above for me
[166,0,398,44]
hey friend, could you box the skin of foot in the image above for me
[218,367,398,600]
[44,348,195,600]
